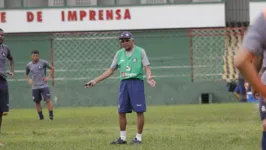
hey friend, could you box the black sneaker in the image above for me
[110,137,127,144]
[131,138,142,144]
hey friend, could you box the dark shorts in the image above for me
[259,68,266,120]
[0,77,9,112]
[259,97,266,121]
[118,79,146,113]
[32,87,51,103]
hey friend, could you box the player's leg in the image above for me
[32,89,44,120]
[41,87,53,120]
[238,78,247,102]
[0,111,3,146]
[260,70,266,150]
[128,79,146,144]
[110,80,131,144]
[0,78,9,145]
[259,98,266,150]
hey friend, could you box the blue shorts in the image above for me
[118,79,146,113]
[32,87,51,103]
[259,97,266,121]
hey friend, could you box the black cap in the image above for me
[119,31,133,40]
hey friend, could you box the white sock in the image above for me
[120,131,126,141]
[136,133,142,141]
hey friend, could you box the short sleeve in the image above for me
[25,65,30,75]
[141,49,150,66]
[241,12,266,55]
[6,47,13,60]
[43,60,52,69]
[110,51,118,69]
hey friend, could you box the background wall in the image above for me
[2,28,239,109]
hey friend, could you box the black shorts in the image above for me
[32,87,51,103]
[0,77,9,113]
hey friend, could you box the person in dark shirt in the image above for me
[0,28,14,146]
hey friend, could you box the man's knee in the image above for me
[46,99,51,103]
[119,113,126,117]
[136,112,144,117]
[35,101,41,105]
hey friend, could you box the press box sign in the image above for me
[0,3,225,33]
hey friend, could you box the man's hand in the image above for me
[85,80,97,88]
[42,76,50,82]
[147,76,156,87]
[27,79,33,85]
[7,71,14,79]
[84,68,115,88]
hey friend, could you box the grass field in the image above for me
[0,103,262,150]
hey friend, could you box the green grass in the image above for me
[0,103,262,150]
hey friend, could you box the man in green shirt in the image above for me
[85,31,156,144]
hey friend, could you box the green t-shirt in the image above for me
[117,46,144,80]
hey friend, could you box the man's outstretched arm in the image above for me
[93,68,116,83]
[85,52,118,87]
[94,51,118,83]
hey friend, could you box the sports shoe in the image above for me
[131,138,142,144]
[110,137,127,144]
